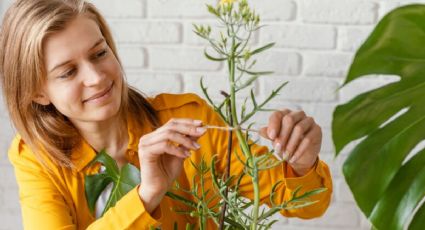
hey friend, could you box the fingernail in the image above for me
[273,151,282,160]
[281,151,288,161]
[194,120,203,125]
[274,143,282,155]
[193,142,201,149]
[196,127,207,134]
[289,155,297,164]
[185,150,191,157]
[268,129,277,139]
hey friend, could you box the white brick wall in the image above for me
[0,0,419,229]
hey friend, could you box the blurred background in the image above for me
[0,0,423,229]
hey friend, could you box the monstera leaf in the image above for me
[332,4,425,230]
[85,150,140,217]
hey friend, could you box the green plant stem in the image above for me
[219,93,233,230]
[228,33,260,229]
[200,166,207,230]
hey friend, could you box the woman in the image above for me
[0,0,332,229]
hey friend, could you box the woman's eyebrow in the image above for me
[48,38,105,74]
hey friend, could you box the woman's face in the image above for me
[39,15,123,125]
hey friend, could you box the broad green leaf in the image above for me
[409,199,425,230]
[369,149,425,229]
[85,173,112,214]
[332,4,425,229]
[84,150,140,217]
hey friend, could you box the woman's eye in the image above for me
[58,68,76,79]
[95,49,108,59]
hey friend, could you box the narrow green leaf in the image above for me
[166,191,197,208]
[250,42,275,55]
[204,49,227,62]
[250,89,257,108]
[237,66,273,76]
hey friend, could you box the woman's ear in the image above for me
[33,93,51,106]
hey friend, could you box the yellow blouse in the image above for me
[8,93,333,229]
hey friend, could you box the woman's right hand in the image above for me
[137,118,207,213]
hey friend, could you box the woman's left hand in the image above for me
[259,109,322,176]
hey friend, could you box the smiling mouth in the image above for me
[83,83,114,103]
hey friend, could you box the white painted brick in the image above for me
[110,21,182,44]
[0,166,18,190]
[149,47,222,71]
[331,152,354,179]
[0,0,13,19]
[0,209,22,230]
[147,0,215,18]
[0,188,19,212]
[338,27,373,52]
[321,129,335,154]
[304,52,353,78]
[0,143,10,166]
[0,169,21,229]
[289,201,360,227]
[248,0,296,21]
[0,115,14,166]
[301,0,378,25]
[302,103,337,129]
[379,2,401,19]
[89,0,144,18]
[118,46,146,68]
[149,0,295,20]
[260,25,336,50]
[360,212,372,229]
[150,0,296,21]
[339,75,399,104]
[255,51,301,75]
[381,1,425,19]
[336,179,355,202]
[126,72,183,96]
[260,77,339,102]
[0,0,396,228]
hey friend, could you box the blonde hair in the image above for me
[0,0,158,168]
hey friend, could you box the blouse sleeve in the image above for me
[8,137,162,230]
[199,98,333,219]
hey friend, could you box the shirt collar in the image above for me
[71,116,150,172]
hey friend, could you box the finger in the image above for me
[276,110,306,154]
[140,129,201,150]
[285,116,314,158]
[157,118,203,132]
[289,125,321,164]
[161,120,207,138]
[141,141,190,159]
[166,118,203,126]
[259,126,269,140]
[267,109,290,140]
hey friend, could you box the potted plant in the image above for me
[332,4,425,230]
[85,0,325,229]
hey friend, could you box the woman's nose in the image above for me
[82,62,105,86]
